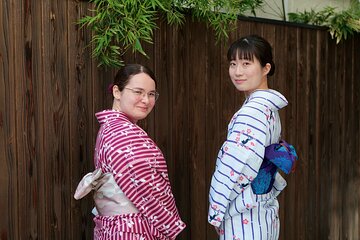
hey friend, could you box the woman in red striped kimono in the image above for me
[75,64,185,239]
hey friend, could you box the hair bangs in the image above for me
[236,49,254,61]
[227,41,255,62]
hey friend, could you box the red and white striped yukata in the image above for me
[93,110,185,240]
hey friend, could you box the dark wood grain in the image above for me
[188,18,207,240]
[316,30,331,240]
[1,0,19,239]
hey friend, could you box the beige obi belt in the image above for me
[74,168,139,216]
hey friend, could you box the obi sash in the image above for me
[74,168,139,216]
[251,140,298,194]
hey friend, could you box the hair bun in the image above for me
[107,84,114,94]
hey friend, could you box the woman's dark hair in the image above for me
[112,64,156,91]
[227,35,275,76]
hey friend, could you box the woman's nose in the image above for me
[235,66,243,75]
[141,94,150,104]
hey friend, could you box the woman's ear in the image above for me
[263,63,271,76]
[112,85,121,100]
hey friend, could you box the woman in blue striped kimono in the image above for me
[208,35,289,240]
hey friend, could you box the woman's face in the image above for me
[229,55,270,95]
[114,72,157,122]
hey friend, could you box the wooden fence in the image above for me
[1,1,359,239]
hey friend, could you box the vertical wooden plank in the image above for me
[205,26,223,240]
[41,1,70,238]
[167,17,191,240]
[352,34,360,240]
[262,23,276,72]
[68,0,94,239]
[58,1,72,238]
[237,19,251,38]
[336,40,346,240]
[353,35,360,240]
[153,19,170,168]
[40,1,52,236]
[0,0,19,239]
[188,18,207,240]
[306,28,319,240]
[295,27,310,240]
[68,0,81,237]
[317,30,331,240]
[13,0,36,238]
[328,36,341,240]
[272,24,286,121]
[280,25,299,240]
[10,0,23,238]
[153,22,194,236]
[0,0,8,237]
[249,19,264,35]
[31,0,47,239]
[342,36,358,240]
[87,0,105,236]
[23,0,48,238]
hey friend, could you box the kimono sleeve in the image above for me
[107,136,185,239]
[208,104,269,226]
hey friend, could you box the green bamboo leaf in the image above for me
[134,39,147,57]
[79,0,267,67]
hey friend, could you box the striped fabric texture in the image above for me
[93,110,185,240]
[208,89,288,240]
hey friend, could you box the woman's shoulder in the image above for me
[96,109,134,124]
[245,89,288,111]
[96,111,144,140]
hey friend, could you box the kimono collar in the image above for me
[95,110,135,125]
[245,89,288,111]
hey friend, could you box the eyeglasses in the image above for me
[124,87,160,101]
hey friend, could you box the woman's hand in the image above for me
[215,226,221,235]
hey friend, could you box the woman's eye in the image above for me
[134,90,143,95]
[148,92,156,97]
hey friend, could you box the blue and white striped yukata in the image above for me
[208,89,288,240]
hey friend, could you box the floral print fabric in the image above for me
[92,110,185,239]
[208,90,288,240]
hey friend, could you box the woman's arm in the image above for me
[208,105,269,226]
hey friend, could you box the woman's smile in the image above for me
[234,79,246,84]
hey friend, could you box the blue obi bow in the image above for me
[251,140,298,194]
